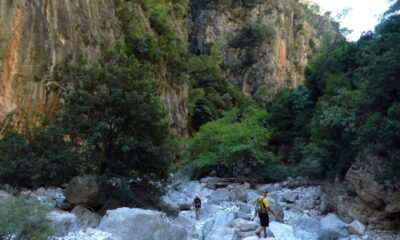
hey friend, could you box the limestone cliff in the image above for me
[0,0,120,133]
[190,0,334,101]
[0,0,190,137]
[0,0,333,136]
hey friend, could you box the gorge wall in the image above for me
[190,0,335,101]
[0,0,334,136]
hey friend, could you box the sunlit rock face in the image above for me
[0,0,120,133]
[0,0,333,136]
[190,0,334,102]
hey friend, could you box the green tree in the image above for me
[55,47,171,181]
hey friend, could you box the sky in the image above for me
[312,0,392,41]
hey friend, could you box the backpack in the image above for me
[194,197,201,208]
[255,196,267,213]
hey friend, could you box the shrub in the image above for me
[0,196,53,240]
[230,23,276,49]
[187,106,287,180]
[0,126,79,188]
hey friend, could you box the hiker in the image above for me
[193,196,201,220]
[253,191,274,239]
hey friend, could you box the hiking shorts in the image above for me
[259,212,269,227]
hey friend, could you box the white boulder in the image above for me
[99,207,189,240]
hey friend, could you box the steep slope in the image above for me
[0,0,120,133]
[190,0,334,102]
[0,0,334,136]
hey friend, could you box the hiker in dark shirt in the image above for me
[193,196,201,220]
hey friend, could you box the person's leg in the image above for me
[255,226,263,238]
[195,208,200,219]
[263,227,267,238]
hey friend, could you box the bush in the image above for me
[187,106,287,180]
[0,126,79,188]
[230,23,276,49]
[0,196,53,240]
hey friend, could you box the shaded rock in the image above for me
[175,215,198,239]
[256,183,281,194]
[320,214,349,239]
[208,188,230,204]
[200,204,221,219]
[231,218,258,232]
[206,227,235,240]
[348,220,366,235]
[99,207,188,240]
[71,206,101,228]
[64,175,102,207]
[246,189,259,204]
[269,221,295,239]
[162,190,192,210]
[46,210,79,237]
[283,191,299,203]
[230,186,247,202]
[269,198,284,223]
[237,202,253,214]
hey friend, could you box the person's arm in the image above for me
[267,206,275,216]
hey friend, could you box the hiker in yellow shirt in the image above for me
[253,191,274,239]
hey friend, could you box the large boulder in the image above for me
[282,191,298,203]
[320,214,349,239]
[269,221,295,239]
[231,218,258,232]
[268,197,284,223]
[46,210,79,237]
[64,175,102,207]
[324,157,400,230]
[162,190,192,211]
[99,207,189,240]
[246,189,259,204]
[208,188,230,204]
[175,215,199,239]
[348,220,366,235]
[71,206,101,228]
[230,186,247,202]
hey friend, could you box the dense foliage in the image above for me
[0,197,53,239]
[188,106,288,181]
[266,7,400,179]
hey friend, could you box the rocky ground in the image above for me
[1,176,400,240]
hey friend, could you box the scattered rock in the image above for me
[64,175,102,207]
[231,218,258,232]
[230,186,247,202]
[208,188,230,204]
[348,220,367,235]
[99,207,188,240]
[71,206,101,229]
[283,191,299,203]
[269,198,284,223]
[46,210,79,237]
[320,213,349,239]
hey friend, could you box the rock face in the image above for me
[324,157,400,230]
[0,0,119,134]
[99,207,189,240]
[190,0,334,101]
[0,0,333,136]
[0,0,188,137]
